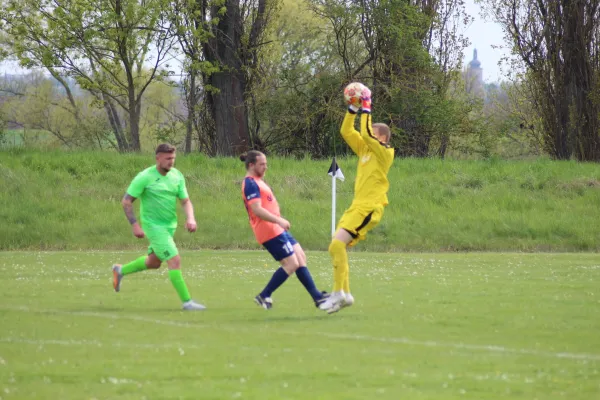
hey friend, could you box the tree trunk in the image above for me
[204,0,251,156]
[184,72,196,154]
[491,0,600,160]
[563,0,600,161]
[102,94,128,152]
[209,71,250,155]
[437,133,450,158]
[128,88,141,152]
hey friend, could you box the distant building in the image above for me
[465,49,484,98]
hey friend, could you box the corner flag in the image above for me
[328,157,344,236]
[328,158,345,181]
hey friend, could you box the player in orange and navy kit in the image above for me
[241,150,328,309]
[319,84,395,314]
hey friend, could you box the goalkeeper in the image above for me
[319,84,395,314]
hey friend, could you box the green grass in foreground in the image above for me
[1,251,599,399]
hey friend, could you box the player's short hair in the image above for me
[372,123,391,144]
[240,150,265,169]
[155,143,176,155]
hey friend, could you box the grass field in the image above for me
[1,251,599,399]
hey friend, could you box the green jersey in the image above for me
[126,166,189,229]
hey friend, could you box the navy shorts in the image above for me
[262,231,298,261]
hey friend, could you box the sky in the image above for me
[1,1,509,83]
[0,60,27,75]
[462,0,509,83]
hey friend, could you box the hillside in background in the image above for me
[1,150,599,252]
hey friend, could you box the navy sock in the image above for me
[295,266,323,301]
[260,267,289,298]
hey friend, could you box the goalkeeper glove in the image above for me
[360,86,372,113]
[348,104,360,114]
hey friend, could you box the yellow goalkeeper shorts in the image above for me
[337,203,384,247]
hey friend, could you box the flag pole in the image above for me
[331,169,336,237]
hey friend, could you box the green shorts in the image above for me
[145,226,178,261]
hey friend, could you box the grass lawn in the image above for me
[1,251,599,399]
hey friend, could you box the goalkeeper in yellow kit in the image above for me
[319,84,395,314]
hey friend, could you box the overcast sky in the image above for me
[462,0,509,83]
[2,1,510,82]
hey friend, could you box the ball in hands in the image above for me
[343,82,366,108]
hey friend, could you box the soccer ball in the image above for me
[343,82,366,107]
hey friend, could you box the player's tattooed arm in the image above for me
[121,194,138,225]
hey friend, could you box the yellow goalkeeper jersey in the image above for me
[340,112,395,206]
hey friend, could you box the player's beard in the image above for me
[252,168,264,178]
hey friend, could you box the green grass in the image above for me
[1,251,599,399]
[1,150,600,251]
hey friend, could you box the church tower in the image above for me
[466,49,484,97]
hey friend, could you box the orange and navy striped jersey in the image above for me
[242,175,284,244]
[340,112,395,206]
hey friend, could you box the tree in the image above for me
[0,0,177,152]
[139,80,187,149]
[305,0,473,158]
[244,0,474,158]
[169,0,274,156]
[423,0,473,157]
[362,0,472,157]
[482,0,600,161]
[486,80,544,158]
[169,0,218,155]
[255,0,347,157]
[1,72,115,149]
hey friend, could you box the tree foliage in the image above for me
[298,0,474,158]
[1,73,116,148]
[168,0,275,156]
[0,0,511,159]
[482,0,600,161]
[0,0,177,152]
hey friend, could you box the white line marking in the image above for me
[2,306,600,361]
[314,333,600,361]
[0,337,205,350]
[0,338,336,357]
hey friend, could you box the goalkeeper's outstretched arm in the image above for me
[340,110,366,155]
[355,85,393,161]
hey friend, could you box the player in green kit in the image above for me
[111,143,205,310]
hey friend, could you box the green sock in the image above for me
[169,269,191,303]
[121,256,147,276]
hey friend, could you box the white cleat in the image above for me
[254,295,273,310]
[342,293,354,309]
[182,300,206,311]
[318,291,346,314]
